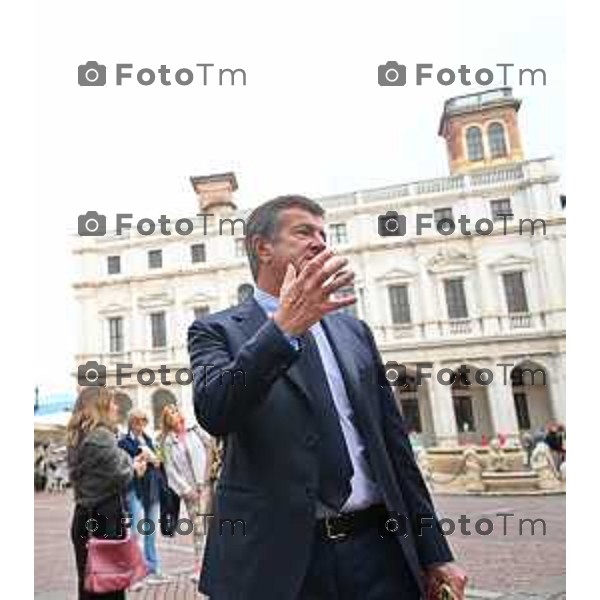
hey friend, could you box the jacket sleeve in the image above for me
[188,317,301,436]
[91,428,134,491]
[360,321,454,568]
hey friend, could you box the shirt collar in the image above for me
[253,287,280,316]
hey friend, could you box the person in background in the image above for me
[34,443,49,492]
[520,430,534,467]
[67,386,146,600]
[118,408,169,586]
[533,425,546,447]
[160,404,216,582]
[545,423,565,470]
[557,423,566,464]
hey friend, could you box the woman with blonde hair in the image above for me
[160,403,216,582]
[67,386,146,599]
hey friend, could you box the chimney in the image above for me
[190,172,238,216]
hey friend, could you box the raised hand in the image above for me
[273,248,356,336]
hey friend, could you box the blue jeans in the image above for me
[127,490,160,574]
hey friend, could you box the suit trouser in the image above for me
[298,523,421,600]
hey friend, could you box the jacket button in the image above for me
[304,433,318,448]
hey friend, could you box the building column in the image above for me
[476,260,500,336]
[430,364,459,447]
[548,353,566,424]
[532,237,564,330]
[487,362,520,445]
[415,253,439,340]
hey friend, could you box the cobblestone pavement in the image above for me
[35,492,565,599]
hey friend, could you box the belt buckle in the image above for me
[324,515,348,541]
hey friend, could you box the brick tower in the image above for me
[438,87,524,174]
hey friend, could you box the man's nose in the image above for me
[309,233,327,251]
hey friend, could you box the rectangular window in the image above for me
[107,255,121,275]
[490,198,513,221]
[108,317,123,353]
[444,277,469,319]
[150,312,167,348]
[502,271,529,314]
[329,223,348,245]
[388,284,412,324]
[433,207,453,224]
[194,306,210,320]
[433,207,454,234]
[513,392,531,430]
[148,249,162,269]
[235,238,246,257]
[190,243,206,263]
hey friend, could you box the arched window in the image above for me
[488,122,507,158]
[466,126,484,161]
[237,283,254,304]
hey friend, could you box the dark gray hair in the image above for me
[245,195,325,281]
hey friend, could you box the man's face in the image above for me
[264,207,327,281]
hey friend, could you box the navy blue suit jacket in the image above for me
[188,296,453,599]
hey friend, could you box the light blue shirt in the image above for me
[253,287,382,515]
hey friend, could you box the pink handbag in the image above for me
[84,533,148,593]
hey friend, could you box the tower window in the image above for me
[488,122,508,158]
[466,126,484,161]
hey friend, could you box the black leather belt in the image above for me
[316,504,389,541]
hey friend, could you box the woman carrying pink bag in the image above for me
[67,387,148,599]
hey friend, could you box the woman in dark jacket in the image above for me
[67,387,145,599]
[118,408,168,584]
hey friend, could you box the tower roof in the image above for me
[438,87,521,136]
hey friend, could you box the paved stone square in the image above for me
[34,492,565,599]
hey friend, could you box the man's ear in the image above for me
[254,235,273,265]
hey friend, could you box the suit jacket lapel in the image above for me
[232,297,315,405]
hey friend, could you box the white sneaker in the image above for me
[146,572,172,585]
[128,580,144,592]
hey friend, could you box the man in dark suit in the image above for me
[188,195,466,599]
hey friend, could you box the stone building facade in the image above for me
[73,87,566,447]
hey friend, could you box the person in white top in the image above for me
[160,404,216,581]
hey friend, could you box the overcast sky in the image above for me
[34,0,565,396]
